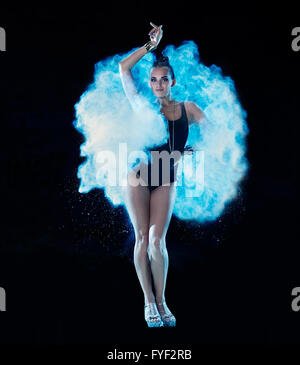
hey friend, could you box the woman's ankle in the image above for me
[155,296,165,304]
[144,295,156,305]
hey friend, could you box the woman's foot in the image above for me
[144,302,163,327]
[156,300,176,327]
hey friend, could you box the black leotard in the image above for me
[137,101,189,192]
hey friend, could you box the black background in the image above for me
[0,1,299,345]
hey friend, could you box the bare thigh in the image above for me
[122,171,151,240]
[149,183,176,241]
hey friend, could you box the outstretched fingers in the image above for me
[150,22,158,28]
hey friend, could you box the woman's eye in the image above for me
[151,78,168,82]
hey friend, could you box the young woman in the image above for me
[119,22,206,327]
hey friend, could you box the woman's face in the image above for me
[149,67,175,98]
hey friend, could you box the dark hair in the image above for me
[152,54,175,80]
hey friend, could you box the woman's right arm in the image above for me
[118,46,149,104]
[119,23,163,108]
[119,46,149,72]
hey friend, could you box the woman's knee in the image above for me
[149,235,166,254]
[135,229,149,252]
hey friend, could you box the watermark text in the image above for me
[291,27,300,52]
[0,27,6,51]
[0,287,6,311]
[95,143,204,196]
[291,287,300,312]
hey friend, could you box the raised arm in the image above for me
[118,47,147,105]
[119,22,163,109]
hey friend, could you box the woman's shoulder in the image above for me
[183,100,198,110]
[182,101,195,125]
[182,100,195,111]
[184,101,206,126]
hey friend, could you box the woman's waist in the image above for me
[148,141,187,154]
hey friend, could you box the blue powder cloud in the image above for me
[73,40,249,223]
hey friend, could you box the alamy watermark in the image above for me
[291,27,300,52]
[95,143,205,196]
[0,27,6,51]
[291,287,300,312]
[0,287,6,311]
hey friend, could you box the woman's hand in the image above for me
[148,22,163,48]
[183,145,195,155]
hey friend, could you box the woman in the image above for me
[119,22,206,327]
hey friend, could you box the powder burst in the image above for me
[73,40,249,223]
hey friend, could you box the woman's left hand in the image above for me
[148,22,163,48]
[184,145,194,154]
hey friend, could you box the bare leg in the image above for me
[148,183,176,303]
[122,172,154,304]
